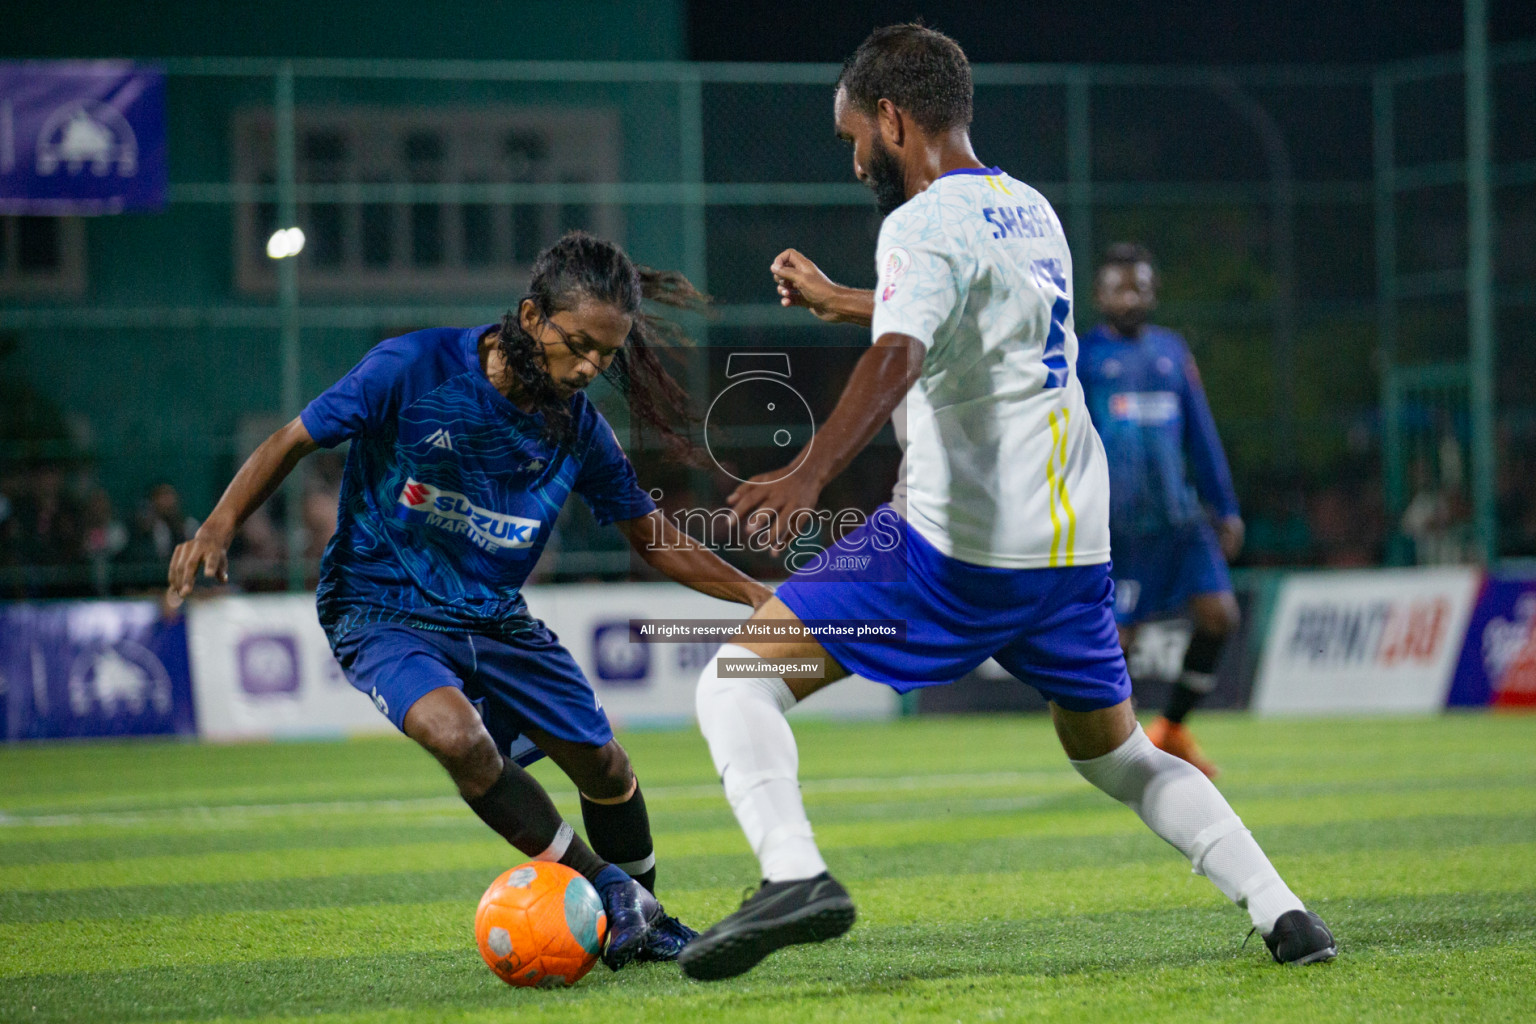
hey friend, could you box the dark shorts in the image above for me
[332,621,613,767]
[1110,521,1233,625]
[776,507,1131,713]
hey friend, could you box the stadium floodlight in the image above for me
[266,226,306,260]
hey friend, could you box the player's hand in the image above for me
[727,465,825,554]
[1217,515,1245,561]
[166,528,232,609]
[771,249,846,323]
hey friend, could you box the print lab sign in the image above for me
[1253,568,1480,715]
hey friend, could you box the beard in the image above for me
[865,138,908,217]
[1109,309,1149,337]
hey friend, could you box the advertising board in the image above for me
[187,594,392,741]
[524,584,898,726]
[1447,572,1536,708]
[1252,567,1481,715]
[0,601,194,740]
[185,585,897,741]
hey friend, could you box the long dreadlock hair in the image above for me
[496,231,707,462]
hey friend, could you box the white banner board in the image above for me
[187,585,896,740]
[522,584,898,726]
[187,594,391,741]
[1252,567,1481,715]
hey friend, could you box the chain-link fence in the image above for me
[1,47,1532,597]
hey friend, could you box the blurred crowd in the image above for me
[0,462,342,600]
[2,441,1531,602]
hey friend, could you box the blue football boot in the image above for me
[597,871,662,970]
[636,910,699,962]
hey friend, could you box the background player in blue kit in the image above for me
[1079,243,1243,778]
[167,232,774,970]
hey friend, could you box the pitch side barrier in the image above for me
[1253,565,1534,713]
[1,570,1527,742]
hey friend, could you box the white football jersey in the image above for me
[872,166,1110,569]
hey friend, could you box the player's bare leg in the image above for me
[1146,591,1239,778]
[523,727,697,960]
[403,688,660,969]
[1055,699,1336,964]
[681,597,857,981]
[522,731,653,884]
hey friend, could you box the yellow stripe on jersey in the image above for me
[1046,410,1064,566]
[1046,408,1080,567]
[984,174,1014,196]
[1058,408,1078,565]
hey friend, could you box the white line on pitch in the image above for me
[0,770,1075,828]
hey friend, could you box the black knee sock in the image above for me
[1163,681,1205,724]
[1164,629,1227,724]
[465,759,609,883]
[581,784,657,893]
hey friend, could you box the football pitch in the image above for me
[2,713,1532,1023]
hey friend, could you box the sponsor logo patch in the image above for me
[879,246,912,302]
[396,477,541,553]
[1109,391,1180,425]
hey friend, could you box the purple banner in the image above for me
[0,61,166,214]
[0,601,195,741]
[1447,572,1536,708]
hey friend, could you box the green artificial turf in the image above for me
[2,713,1533,1022]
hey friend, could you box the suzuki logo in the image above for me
[395,478,542,553]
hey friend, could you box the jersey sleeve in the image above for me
[572,408,658,526]
[870,206,965,349]
[300,336,417,448]
[1178,342,1241,519]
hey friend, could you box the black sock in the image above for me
[1164,629,1227,724]
[581,784,657,893]
[557,836,610,885]
[1183,628,1226,676]
[1163,681,1205,724]
[464,759,609,883]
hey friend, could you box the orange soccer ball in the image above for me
[475,861,608,988]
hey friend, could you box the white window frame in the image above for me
[233,105,623,295]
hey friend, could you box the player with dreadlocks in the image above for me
[168,231,772,969]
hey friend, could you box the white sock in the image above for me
[1070,724,1304,934]
[696,644,828,882]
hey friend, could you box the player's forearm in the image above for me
[624,514,773,608]
[1181,382,1239,517]
[1187,438,1240,519]
[824,286,875,327]
[200,417,319,543]
[800,334,923,488]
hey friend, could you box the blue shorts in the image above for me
[1110,522,1232,625]
[776,507,1131,713]
[332,621,613,767]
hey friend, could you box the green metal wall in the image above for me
[2,38,1533,579]
[2,2,684,62]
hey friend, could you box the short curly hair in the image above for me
[837,23,973,134]
[1100,241,1157,272]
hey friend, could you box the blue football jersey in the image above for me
[1077,324,1239,537]
[300,325,655,643]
